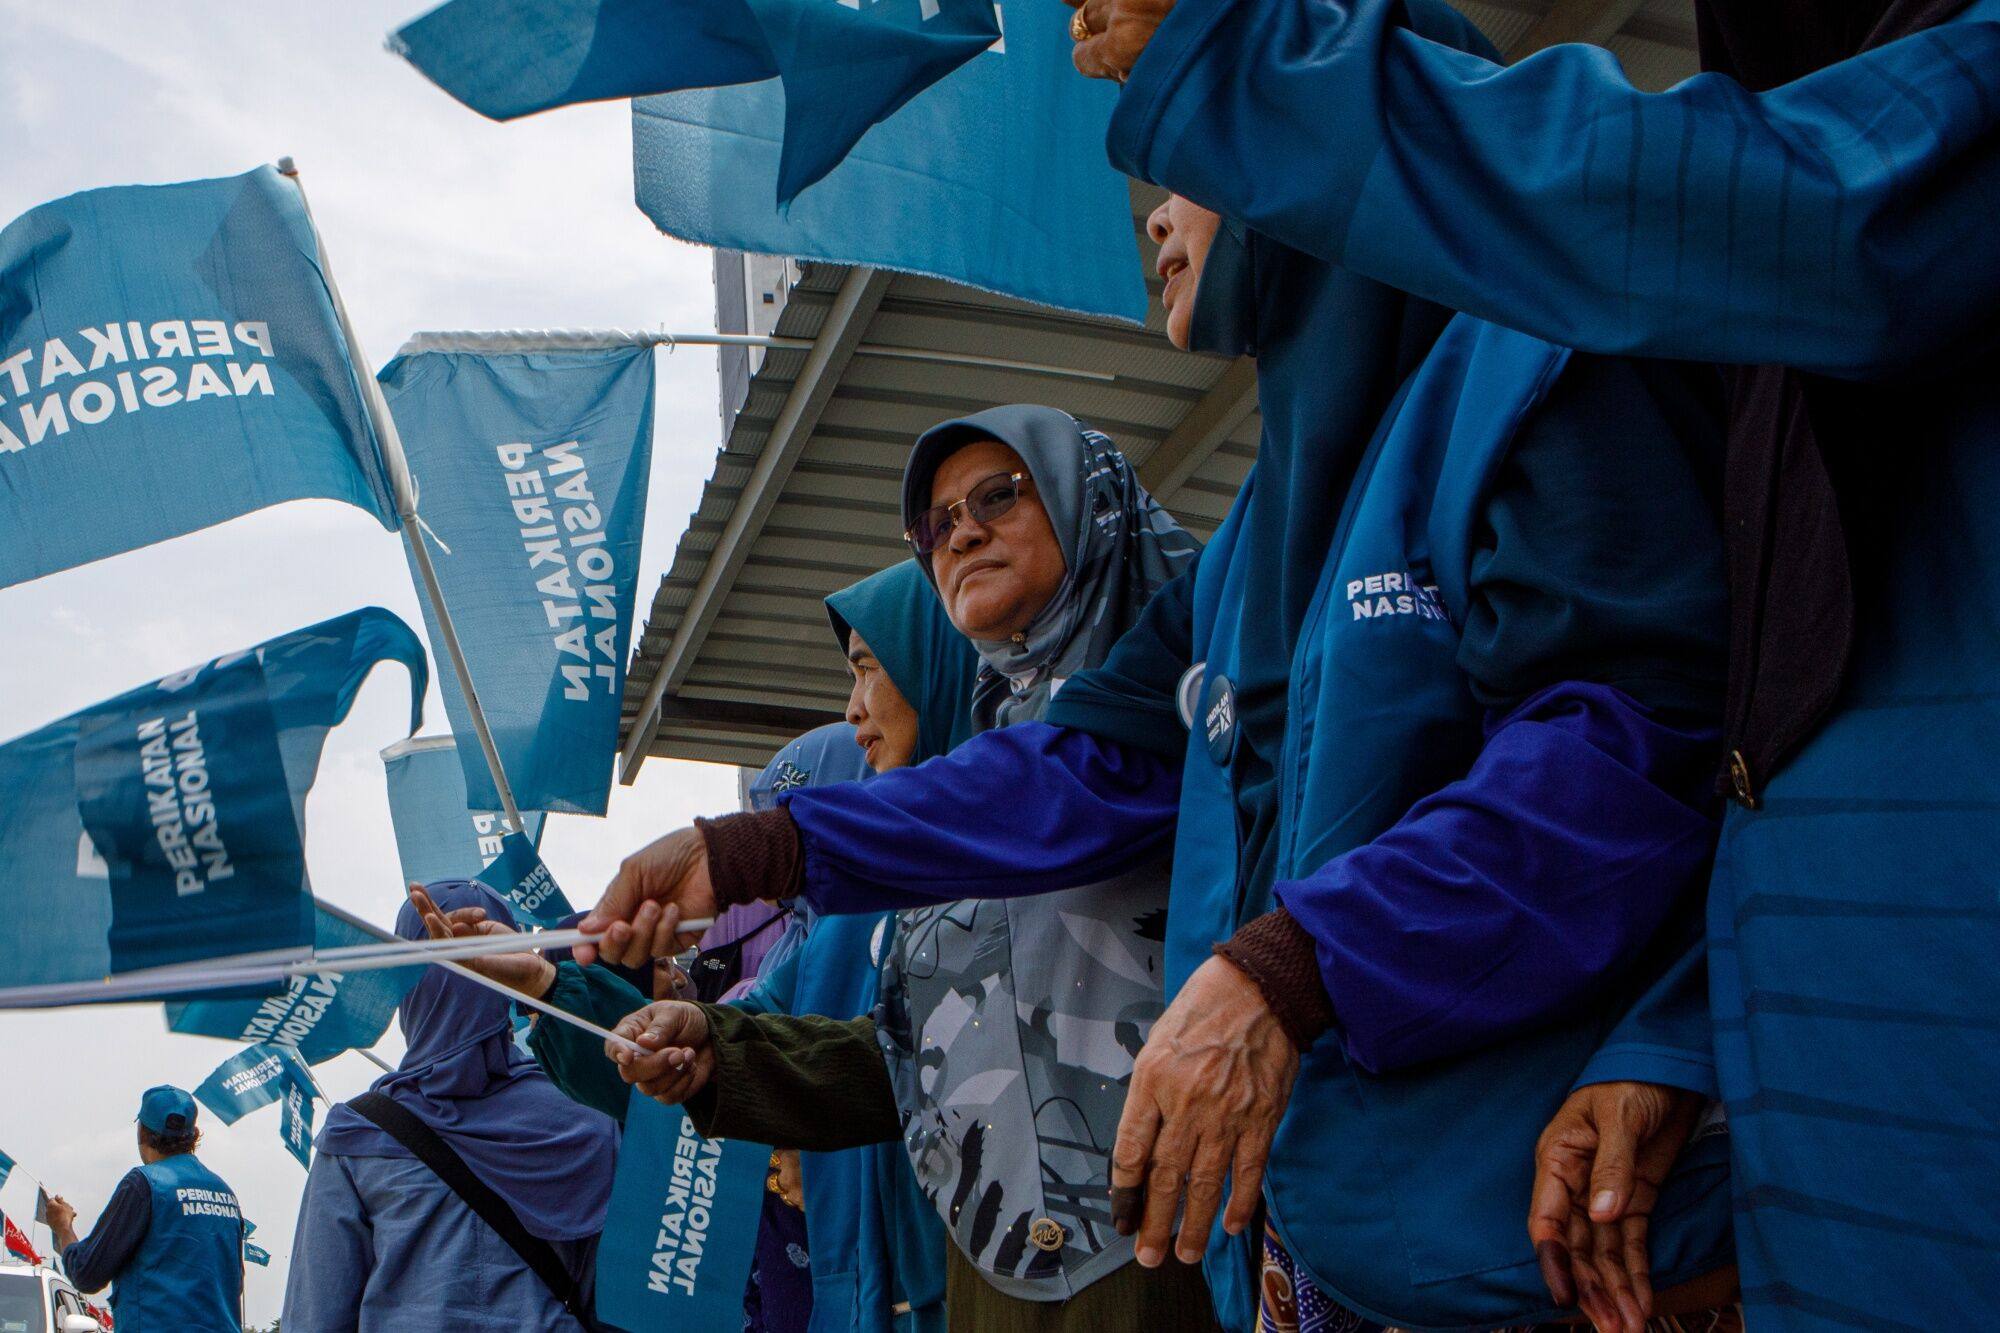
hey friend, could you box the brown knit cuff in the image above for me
[695,808,804,908]
[1215,908,1337,1051]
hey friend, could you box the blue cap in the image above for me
[137,1086,198,1136]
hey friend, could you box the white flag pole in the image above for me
[275,156,526,835]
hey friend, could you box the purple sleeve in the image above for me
[1276,681,1720,1074]
[783,721,1181,916]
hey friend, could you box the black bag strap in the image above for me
[348,1092,594,1328]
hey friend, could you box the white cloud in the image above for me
[0,2,746,1323]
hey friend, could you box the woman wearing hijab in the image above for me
[585,8,1741,1321]
[731,564,980,1333]
[281,880,618,1332]
[595,409,1208,1332]
[1067,0,2000,1327]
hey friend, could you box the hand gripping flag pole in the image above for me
[275,156,527,837]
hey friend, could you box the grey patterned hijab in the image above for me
[901,404,1197,733]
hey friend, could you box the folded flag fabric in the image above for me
[33,1189,48,1227]
[392,0,1000,204]
[168,904,421,1064]
[0,1150,12,1192]
[0,608,426,993]
[633,0,1146,321]
[382,736,546,885]
[0,165,397,588]
[244,1242,271,1266]
[474,830,575,928]
[3,1213,41,1266]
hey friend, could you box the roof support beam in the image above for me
[619,265,892,783]
[1139,357,1258,503]
[1507,0,1644,57]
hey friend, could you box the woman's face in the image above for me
[927,439,1067,640]
[1148,193,1223,351]
[843,628,920,772]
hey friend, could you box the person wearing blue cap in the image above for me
[43,1085,245,1332]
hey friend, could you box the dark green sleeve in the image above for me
[527,961,649,1125]
[1459,355,1729,721]
[685,1005,902,1150]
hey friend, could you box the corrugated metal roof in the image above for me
[621,1,1699,773]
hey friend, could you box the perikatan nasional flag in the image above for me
[194,1042,309,1126]
[0,608,426,993]
[167,903,421,1064]
[381,735,546,885]
[392,0,1000,205]
[0,166,398,587]
[633,0,1146,321]
[379,342,653,816]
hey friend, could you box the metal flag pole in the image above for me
[354,1048,396,1074]
[275,156,526,835]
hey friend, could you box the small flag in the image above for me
[378,343,655,816]
[194,1044,310,1126]
[0,1150,13,1192]
[33,1189,48,1226]
[475,832,575,929]
[279,1074,316,1170]
[381,736,546,884]
[244,1242,271,1267]
[3,1212,42,1265]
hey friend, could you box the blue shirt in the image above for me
[281,1154,595,1333]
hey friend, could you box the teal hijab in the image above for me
[826,560,981,763]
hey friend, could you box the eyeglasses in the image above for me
[905,471,1030,554]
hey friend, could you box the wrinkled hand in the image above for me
[608,1000,717,1105]
[1065,0,1175,82]
[1529,1081,1704,1333]
[43,1194,76,1235]
[408,883,555,999]
[1110,955,1299,1267]
[576,829,715,968]
[772,1149,805,1210]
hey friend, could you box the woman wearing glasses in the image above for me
[588,408,1209,1331]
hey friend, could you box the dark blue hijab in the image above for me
[317,880,620,1242]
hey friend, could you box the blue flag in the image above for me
[166,904,422,1064]
[194,1043,308,1126]
[0,166,397,587]
[0,1151,13,1192]
[0,608,426,994]
[379,343,654,815]
[596,1092,770,1330]
[474,831,575,928]
[245,1242,271,1267]
[279,1065,317,1169]
[633,0,1146,321]
[381,736,546,885]
[393,0,1000,204]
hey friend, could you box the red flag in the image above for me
[2,1212,42,1265]
[85,1300,113,1330]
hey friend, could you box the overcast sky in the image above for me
[0,3,750,1321]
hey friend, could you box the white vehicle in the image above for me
[0,1263,105,1333]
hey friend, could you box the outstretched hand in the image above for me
[608,1000,718,1105]
[575,829,716,968]
[407,883,555,999]
[1529,1080,1705,1333]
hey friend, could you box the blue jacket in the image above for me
[106,1154,244,1333]
[1105,1,2000,1324]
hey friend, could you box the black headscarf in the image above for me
[1693,0,1973,801]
